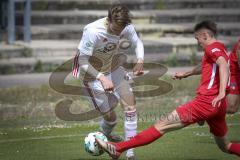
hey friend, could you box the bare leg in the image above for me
[214,134,240,156]
[97,110,185,159]
[214,135,231,154]
[154,110,184,134]
[227,94,240,114]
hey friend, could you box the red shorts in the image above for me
[176,95,228,137]
[230,74,240,95]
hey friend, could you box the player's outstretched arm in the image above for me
[133,58,144,76]
[133,39,144,76]
[126,24,144,76]
[172,64,201,80]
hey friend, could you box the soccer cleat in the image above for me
[126,156,137,160]
[98,128,124,142]
[96,138,121,160]
[106,133,124,143]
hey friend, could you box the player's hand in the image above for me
[172,72,188,80]
[212,92,225,107]
[133,58,144,76]
[98,75,114,92]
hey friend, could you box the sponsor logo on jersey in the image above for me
[211,48,221,53]
[84,41,93,51]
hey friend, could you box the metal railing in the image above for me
[1,0,31,44]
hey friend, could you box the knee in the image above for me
[154,120,169,135]
[227,104,239,114]
[227,98,239,114]
[124,105,136,111]
[154,110,183,135]
[103,111,117,122]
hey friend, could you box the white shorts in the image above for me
[83,66,134,113]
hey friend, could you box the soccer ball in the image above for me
[84,132,108,156]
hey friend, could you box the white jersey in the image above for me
[72,17,141,80]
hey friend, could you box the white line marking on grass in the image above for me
[0,134,82,143]
[0,123,239,144]
[185,122,240,130]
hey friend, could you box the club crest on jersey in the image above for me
[211,48,221,53]
[84,41,93,51]
[96,42,117,54]
[119,39,131,50]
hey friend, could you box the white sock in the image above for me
[99,119,117,136]
[124,109,137,157]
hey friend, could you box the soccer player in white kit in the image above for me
[72,4,144,160]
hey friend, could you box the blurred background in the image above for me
[0,1,239,160]
[0,0,239,75]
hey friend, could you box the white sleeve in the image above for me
[124,24,144,60]
[78,29,97,56]
[124,24,139,44]
[135,39,144,60]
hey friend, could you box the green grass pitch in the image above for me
[0,75,239,160]
[0,118,239,160]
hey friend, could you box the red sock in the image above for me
[116,126,162,153]
[229,143,240,156]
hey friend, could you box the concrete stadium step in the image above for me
[30,0,156,10]
[7,39,189,58]
[0,43,25,58]
[1,36,237,59]
[162,0,240,10]
[0,40,77,60]
[0,54,201,74]
[0,55,165,74]
[29,25,85,40]
[17,40,78,58]
[22,23,240,40]
[152,9,240,23]
[0,36,236,74]
[0,56,72,74]
[139,23,240,37]
[1,38,196,59]
[29,0,240,11]
[18,9,240,25]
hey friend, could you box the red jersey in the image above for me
[196,41,229,96]
[229,42,240,76]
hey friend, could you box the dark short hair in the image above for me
[108,4,131,27]
[194,20,217,37]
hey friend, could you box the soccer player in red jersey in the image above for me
[96,20,240,159]
[228,40,240,114]
[173,39,240,116]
